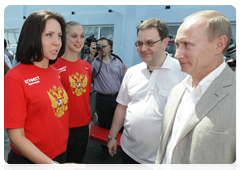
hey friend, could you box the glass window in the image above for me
[83,25,114,40]
[4,29,19,48]
[81,25,114,59]
[168,25,180,39]
[166,25,180,57]
[231,23,236,43]
[83,27,99,40]
[100,27,114,40]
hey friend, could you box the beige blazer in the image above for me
[156,66,236,164]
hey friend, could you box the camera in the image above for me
[84,34,103,52]
[85,34,97,47]
[96,44,103,51]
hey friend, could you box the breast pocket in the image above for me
[154,89,169,115]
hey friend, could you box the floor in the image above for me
[4,131,122,164]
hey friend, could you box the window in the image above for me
[230,22,236,43]
[166,24,180,57]
[168,25,180,39]
[81,25,114,59]
[4,29,19,49]
[83,25,114,41]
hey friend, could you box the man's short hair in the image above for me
[184,10,232,54]
[137,18,169,40]
[97,37,110,45]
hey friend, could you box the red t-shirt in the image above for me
[4,63,69,159]
[53,57,92,128]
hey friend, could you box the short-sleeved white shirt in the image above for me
[117,53,187,164]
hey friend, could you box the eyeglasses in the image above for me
[135,39,162,47]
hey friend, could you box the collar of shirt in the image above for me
[96,54,115,61]
[183,61,226,95]
[144,52,173,73]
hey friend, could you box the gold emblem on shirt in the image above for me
[69,72,88,96]
[47,85,68,117]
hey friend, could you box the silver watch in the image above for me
[48,161,59,170]
[108,135,117,141]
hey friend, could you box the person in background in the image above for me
[4,39,13,64]
[156,10,236,164]
[86,37,125,160]
[4,61,10,76]
[4,61,10,146]
[108,39,128,73]
[226,39,236,71]
[53,21,92,163]
[4,53,12,69]
[107,18,187,164]
[4,10,69,164]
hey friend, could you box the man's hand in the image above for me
[107,139,117,157]
[56,163,86,170]
[89,42,97,60]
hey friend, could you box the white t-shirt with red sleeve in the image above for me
[4,63,69,159]
[53,57,92,128]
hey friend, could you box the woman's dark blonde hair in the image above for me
[66,21,83,33]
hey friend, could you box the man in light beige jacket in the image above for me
[156,10,236,164]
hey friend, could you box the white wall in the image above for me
[4,5,236,68]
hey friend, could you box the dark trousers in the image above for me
[7,149,66,164]
[66,125,89,163]
[122,151,153,170]
[95,93,120,150]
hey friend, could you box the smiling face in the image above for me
[41,18,62,61]
[66,25,85,53]
[137,27,168,67]
[174,16,221,79]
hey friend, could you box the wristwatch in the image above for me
[108,135,117,141]
[48,161,59,170]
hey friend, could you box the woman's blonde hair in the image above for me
[66,21,83,33]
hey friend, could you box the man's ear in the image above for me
[163,38,169,50]
[215,35,228,55]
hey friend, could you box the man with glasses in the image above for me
[107,18,187,164]
[86,37,125,160]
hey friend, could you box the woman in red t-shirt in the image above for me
[53,21,92,163]
[4,10,69,164]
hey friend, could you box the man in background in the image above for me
[86,37,125,159]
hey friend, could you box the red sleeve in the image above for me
[4,76,27,129]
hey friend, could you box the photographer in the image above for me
[108,39,128,73]
[85,37,125,160]
[226,39,236,71]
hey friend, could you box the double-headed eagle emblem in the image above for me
[47,85,68,117]
[69,72,88,96]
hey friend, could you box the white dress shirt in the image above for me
[162,61,227,164]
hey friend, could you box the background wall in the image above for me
[4,5,236,68]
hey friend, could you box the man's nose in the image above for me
[140,43,148,51]
[174,47,184,60]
